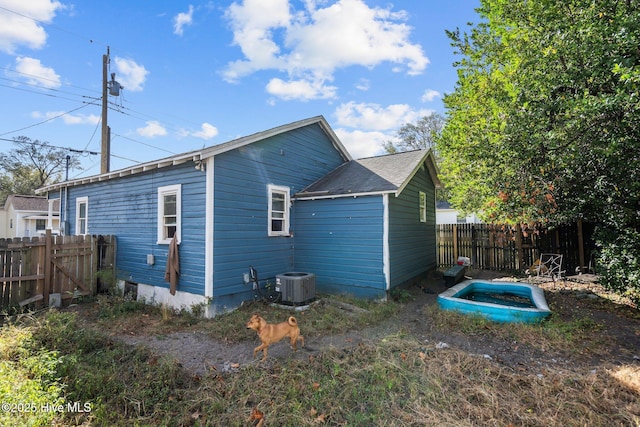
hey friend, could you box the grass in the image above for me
[89,292,400,343]
[1,292,639,426]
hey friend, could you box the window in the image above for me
[36,219,46,231]
[419,191,427,223]
[76,197,88,235]
[157,184,181,244]
[268,184,290,236]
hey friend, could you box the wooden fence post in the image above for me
[515,224,524,271]
[452,224,458,262]
[43,229,52,305]
[577,218,585,273]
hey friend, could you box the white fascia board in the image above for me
[293,190,396,201]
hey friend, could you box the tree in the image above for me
[438,0,640,302]
[0,137,81,203]
[383,113,445,154]
[384,112,450,201]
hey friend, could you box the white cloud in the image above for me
[60,113,100,125]
[31,110,100,125]
[334,101,434,131]
[334,128,388,159]
[223,0,291,82]
[113,57,149,92]
[173,5,194,36]
[421,89,440,102]
[137,121,167,138]
[355,78,370,91]
[223,0,427,100]
[0,0,64,54]
[332,101,437,157]
[13,56,60,88]
[266,76,337,101]
[191,122,218,139]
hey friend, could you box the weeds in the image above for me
[1,292,639,426]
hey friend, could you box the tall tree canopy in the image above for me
[438,0,640,302]
[383,113,445,154]
[0,137,81,203]
[438,0,640,228]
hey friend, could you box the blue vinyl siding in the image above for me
[212,124,346,300]
[388,165,437,287]
[294,196,387,299]
[44,121,438,310]
[61,162,207,296]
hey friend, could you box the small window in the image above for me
[419,191,427,223]
[36,219,46,231]
[76,196,89,235]
[157,184,181,244]
[268,184,290,236]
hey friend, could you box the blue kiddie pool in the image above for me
[438,279,551,323]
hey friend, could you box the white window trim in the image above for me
[157,184,181,244]
[75,196,89,236]
[268,184,290,236]
[419,191,427,223]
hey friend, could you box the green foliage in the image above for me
[438,0,640,299]
[0,136,81,202]
[439,0,640,227]
[26,311,193,425]
[595,227,640,306]
[390,287,413,303]
[0,324,65,427]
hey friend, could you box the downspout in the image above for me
[383,193,390,290]
[204,156,214,299]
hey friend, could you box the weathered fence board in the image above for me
[0,231,116,309]
[437,222,595,274]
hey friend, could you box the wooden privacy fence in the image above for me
[437,221,595,274]
[0,230,115,309]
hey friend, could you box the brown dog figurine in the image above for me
[246,313,304,361]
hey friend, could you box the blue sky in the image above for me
[0,0,480,179]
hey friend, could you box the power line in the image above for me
[0,4,106,48]
[0,5,219,166]
[0,136,98,155]
[0,103,96,137]
[111,133,176,155]
[0,81,97,105]
[0,65,101,97]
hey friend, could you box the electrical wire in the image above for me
[110,133,176,155]
[0,4,107,48]
[0,136,97,155]
[0,103,96,137]
[0,4,218,167]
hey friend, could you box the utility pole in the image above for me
[101,47,110,174]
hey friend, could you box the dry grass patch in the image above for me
[77,293,401,345]
[10,287,639,426]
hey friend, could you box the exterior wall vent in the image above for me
[275,272,316,306]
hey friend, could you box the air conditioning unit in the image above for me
[275,272,316,306]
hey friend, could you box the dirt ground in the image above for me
[112,271,640,378]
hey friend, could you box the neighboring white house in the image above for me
[436,201,482,224]
[0,195,60,238]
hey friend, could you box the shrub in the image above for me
[595,227,640,306]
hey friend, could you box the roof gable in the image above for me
[295,149,441,199]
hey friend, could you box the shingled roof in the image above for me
[4,195,60,212]
[295,149,440,199]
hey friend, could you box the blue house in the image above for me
[38,116,440,316]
